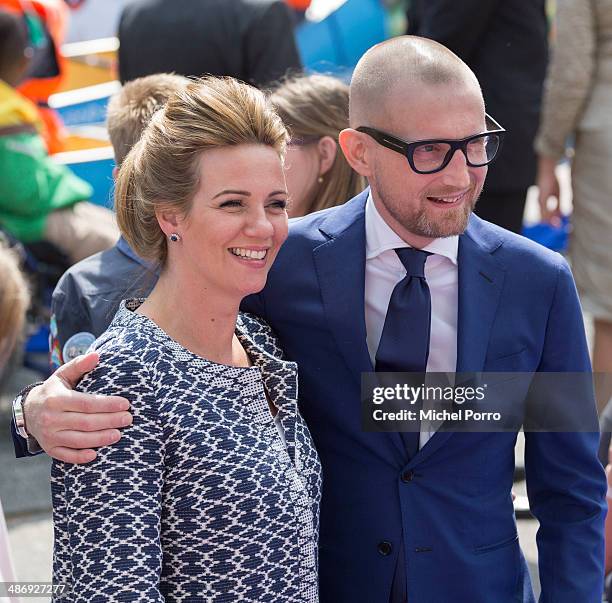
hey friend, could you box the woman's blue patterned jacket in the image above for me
[51,300,322,602]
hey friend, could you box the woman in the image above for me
[270,73,366,217]
[535,0,612,412]
[51,77,322,602]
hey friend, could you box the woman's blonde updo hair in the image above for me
[115,76,289,264]
[270,74,366,214]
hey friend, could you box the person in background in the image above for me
[50,75,321,600]
[0,243,30,602]
[408,0,548,234]
[270,73,367,217]
[0,0,69,153]
[535,0,612,414]
[0,244,30,383]
[46,73,189,370]
[0,9,118,264]
[118,0,302,87]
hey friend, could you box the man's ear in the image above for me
[338,128,374,178]
[316,136,338,176]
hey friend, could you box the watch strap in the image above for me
[12,381,44,440]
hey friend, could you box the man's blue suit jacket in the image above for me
[242,189,606,603]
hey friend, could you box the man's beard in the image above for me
[374,174,482,239]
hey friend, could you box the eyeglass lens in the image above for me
[412,134,501,172]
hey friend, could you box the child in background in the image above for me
[0,8,118,264]
[49,73,188,367]
[0,0,69,153]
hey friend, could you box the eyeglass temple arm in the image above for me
[485,113,505,131]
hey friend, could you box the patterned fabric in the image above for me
[51,300,322,602]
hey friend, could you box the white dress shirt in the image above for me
[364,193,459,447]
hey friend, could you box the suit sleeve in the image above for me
[408,0,500,62]
[524,258,606,602]
[10,417,30,458]
[243,0,302,87]
[51,353,165,601]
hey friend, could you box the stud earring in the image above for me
[169,233,181,242]
[317,176,324,184]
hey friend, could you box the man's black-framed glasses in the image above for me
[356,114,505,174]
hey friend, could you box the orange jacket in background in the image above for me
[284,0,311,11]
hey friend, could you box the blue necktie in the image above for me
[376,248,432,603]
[375,247,432,457]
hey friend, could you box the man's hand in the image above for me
[536,155,563,226]
[23,352,132,464]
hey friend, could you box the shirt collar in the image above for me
[365,192,458,265]
[116,235,160,273]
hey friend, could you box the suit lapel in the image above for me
[413,216,506,465]
[456,216,506,373]
[313,192,374,382]
[313,192,408,460]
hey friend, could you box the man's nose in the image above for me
[440,148,472,189]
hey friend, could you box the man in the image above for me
[12,37,605,601]
[118,0,302,88]
[408,0,548,234]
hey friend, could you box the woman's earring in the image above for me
[317,176,324,184]
[169,233,181,242]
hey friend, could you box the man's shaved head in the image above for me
[339,36,491,248]
[349,36,482,127]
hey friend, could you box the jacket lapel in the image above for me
[413,215,506,465]
[456,215,506,373]
[312,192,374,382]
[313,192,407,460]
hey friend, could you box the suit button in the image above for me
[401,469,415,483]
[377,541,392,556]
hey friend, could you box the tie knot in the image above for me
[395,247,431,278]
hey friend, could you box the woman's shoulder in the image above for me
[77,331,163,413]
[83,301,165,379]
[237,312,285,360]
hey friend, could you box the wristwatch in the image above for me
[12,382,44,451]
